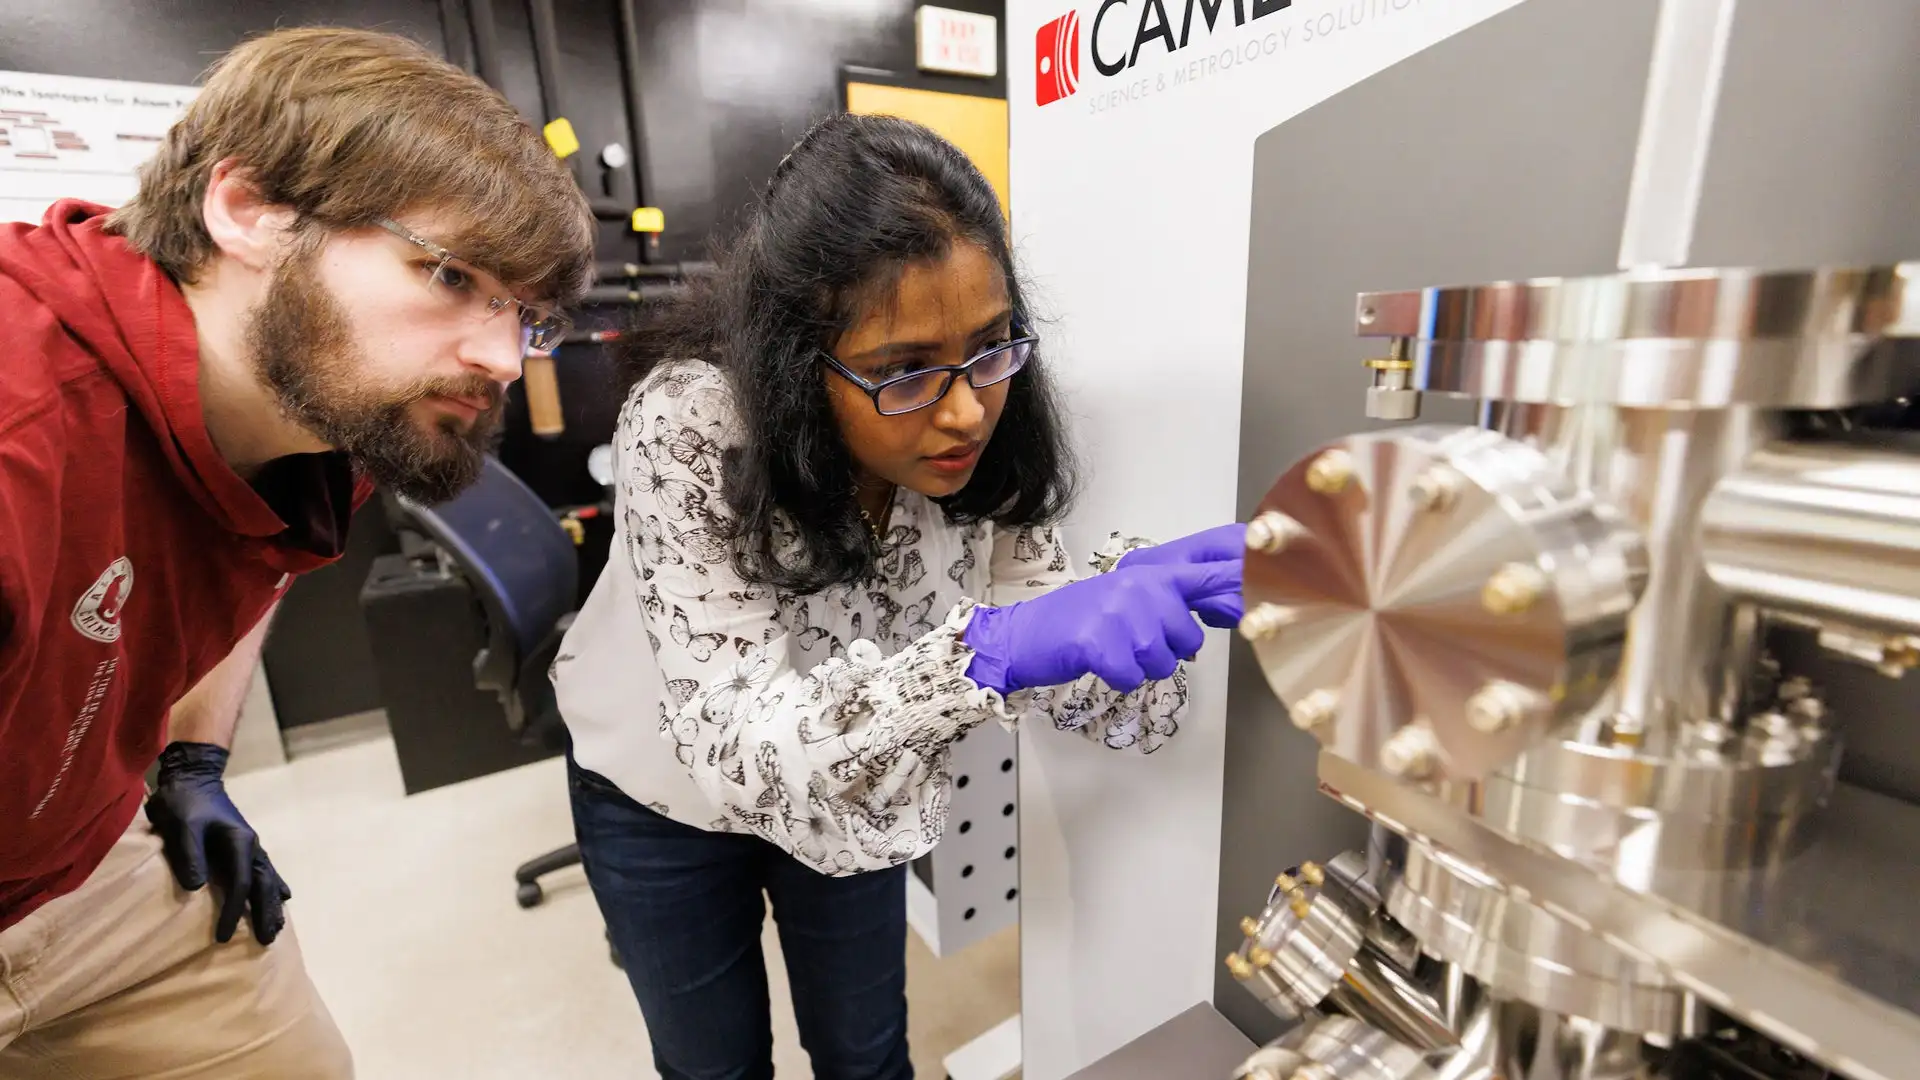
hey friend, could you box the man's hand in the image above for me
[144,741,290,945]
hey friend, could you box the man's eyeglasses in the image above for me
[376,219,572,353]
[823,328,1037,416]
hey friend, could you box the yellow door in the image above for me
[844,81,1010,219]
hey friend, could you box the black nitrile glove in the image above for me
[144,741,291,945]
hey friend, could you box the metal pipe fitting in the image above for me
[1702,440,1920,636]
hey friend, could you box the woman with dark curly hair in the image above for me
[553,112,1244,1080]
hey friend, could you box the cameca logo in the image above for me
[1035,0,1295,106]
[1093,0,1295,74]
[1035,12,1081,106]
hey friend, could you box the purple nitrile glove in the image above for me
[1116,523,1247,629]
[144,742,291,946]
[964,561,1239,695]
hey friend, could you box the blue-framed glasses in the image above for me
[823,327,1038,416]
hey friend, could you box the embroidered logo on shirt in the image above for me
[71,556,134,644]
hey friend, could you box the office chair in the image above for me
[382,458,592,908]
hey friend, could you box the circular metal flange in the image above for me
[1480,719,1841,880]
[1231,860,1371,1021]
[1244,425,1647,782]
[1353,263,1920,409]
[1275,1014,1438,1080]
[1379,838,1686,1035]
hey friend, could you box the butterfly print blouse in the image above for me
[553,362,1190,876]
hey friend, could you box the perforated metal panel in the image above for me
[914,721,1020,957]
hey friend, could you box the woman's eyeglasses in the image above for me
[823,330,1037,416]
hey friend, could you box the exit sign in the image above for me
[915,6,998,78]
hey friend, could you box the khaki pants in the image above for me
[0,817,352,1079]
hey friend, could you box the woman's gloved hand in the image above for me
[964,561,1240,695]
[1117,523,1247,628]
[144,741,292,946]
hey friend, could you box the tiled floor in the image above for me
[225,734,1019,1079]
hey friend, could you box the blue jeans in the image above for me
[569,759,913,1080]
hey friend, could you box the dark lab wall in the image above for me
[0,2,448,81]
[619,0,1006,266]
[0,0,1006,265]
[3,0,1008,728]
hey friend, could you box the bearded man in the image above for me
[0,26,592,1077]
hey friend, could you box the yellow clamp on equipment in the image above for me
[630,207,665,234]
[543,117,581,159]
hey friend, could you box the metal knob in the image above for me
[1297,861,1325,888]
[1366,386,1421,421]
[1364,339,1420,421]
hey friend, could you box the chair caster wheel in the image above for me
[516,881,544,908]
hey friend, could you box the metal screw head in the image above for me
[1748,711,1800,752]
[1465,681,1534,734]
[1297,861,1325,888]
[1225,952,1255,979]
[1289,688,1339,733]
[1482,562,1547,615]
[1246,510,1307,555]
[1786,696,1826,726]
[1241,916,1263,939]
[1409,465,1463,512]
[1238,603,1298,642]
[1380,724,1440,780]
[1274,873,1299,894]
[1287,894,1312,920]
[1776,675,1813,703]
[1885,637,1920,675]
[1684,719,1734,756]
[1247,946,1275,968]
[1305,449,1357,495]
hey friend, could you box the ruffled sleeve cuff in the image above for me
[1090,531,1158,574]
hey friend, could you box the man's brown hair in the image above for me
[107,26,593,304]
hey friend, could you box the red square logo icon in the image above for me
[1035,12,1080,107]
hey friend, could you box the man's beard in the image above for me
[244,247,505,505]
